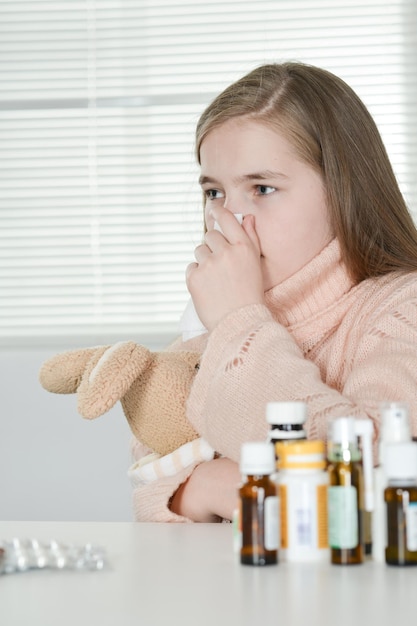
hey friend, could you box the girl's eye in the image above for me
[256,185,276,195]
[204,189,224,200]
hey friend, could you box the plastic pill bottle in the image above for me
[275,440,329,562]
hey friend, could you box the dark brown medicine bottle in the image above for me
[239,442,279,566]
[384,442,417,566]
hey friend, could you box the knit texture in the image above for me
[129,438,215,486]
[131,238,417,522]
[129,438,214,523]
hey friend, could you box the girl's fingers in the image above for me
[242,214,261,255]
[209,208,245,244]
[194,243,212,262]
[185,261,198,282]
[203,229,227,252]
[208,209,261,258]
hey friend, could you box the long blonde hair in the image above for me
[196,62,417,282]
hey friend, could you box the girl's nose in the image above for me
[223,192,246,215]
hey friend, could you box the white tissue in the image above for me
[213,213,243,231]
[179,214,243,341]
[179,298,207,341]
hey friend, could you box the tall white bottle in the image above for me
[372,402,411,562]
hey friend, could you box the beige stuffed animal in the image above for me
[39,341,200,456]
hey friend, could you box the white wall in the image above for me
[0,349,134,521]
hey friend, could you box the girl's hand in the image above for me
[170,457,241,522]
[186,208,264,331]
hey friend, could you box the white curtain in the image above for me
[1,0,416,347]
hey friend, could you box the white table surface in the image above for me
[1,521,416,626]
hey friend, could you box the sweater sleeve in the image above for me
[186,290,417,462]
[129,436,215,522]
[186,303,344,461]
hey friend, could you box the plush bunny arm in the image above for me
[39,347,108,394]
[40,341,152,419]
[78,341,151,419]
[77,341,152,419]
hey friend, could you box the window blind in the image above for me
[1,0,416,348]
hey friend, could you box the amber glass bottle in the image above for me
[239,442,279,566]
[384,442,417,566]
[327,418,365,565]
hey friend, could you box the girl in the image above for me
[129,62,417,522]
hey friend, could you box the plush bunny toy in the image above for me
[39,341,200,456]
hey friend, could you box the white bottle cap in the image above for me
[328,416,356,445]
[266,401,307,425]
[385,442,417,481]
[240,442,275,475]
[380,402,411,444]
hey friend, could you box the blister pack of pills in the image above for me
[0,538,107,574]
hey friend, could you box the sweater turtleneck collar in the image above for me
[264,239,355,334]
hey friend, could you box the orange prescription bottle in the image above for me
[275,440,329,562]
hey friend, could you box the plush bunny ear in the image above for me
[77,341,152,419]
[39,347,109,394]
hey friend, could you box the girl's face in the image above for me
[199,118,333,290]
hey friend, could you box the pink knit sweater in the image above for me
[130,239,417,522]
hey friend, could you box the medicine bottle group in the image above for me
[237,401,417,567]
